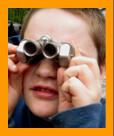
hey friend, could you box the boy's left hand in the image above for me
[57,56,102,112]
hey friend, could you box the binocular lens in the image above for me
[43,43,57,58]
[24,42,37,56]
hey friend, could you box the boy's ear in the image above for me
[99,65,106,80]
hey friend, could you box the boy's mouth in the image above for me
[30,85,58,100]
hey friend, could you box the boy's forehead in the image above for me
[25,9,89,41]
[24,9,97,59]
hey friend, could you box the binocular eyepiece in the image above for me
[17,35,75,67]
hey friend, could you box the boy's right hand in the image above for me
[57,55,102,113]
[8,43,29,119]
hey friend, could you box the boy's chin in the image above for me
[31,107,58,118]
[26,100,59,118]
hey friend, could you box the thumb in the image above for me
[57,67,65,88]
[57,67,66,104]
[57,68,72,112]
[57,68,66,102]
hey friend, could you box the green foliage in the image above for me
[8,8,30,24]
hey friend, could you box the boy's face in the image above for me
[23,9,98,117]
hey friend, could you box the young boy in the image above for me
[8,8,105,128]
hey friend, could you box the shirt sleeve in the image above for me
[51,103,105,128]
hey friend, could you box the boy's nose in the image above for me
[35,59,57,79]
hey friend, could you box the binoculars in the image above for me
[17,35,75,67]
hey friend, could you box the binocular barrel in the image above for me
[23,41,40,57]
[17,35,75,67]
[17,39,42,63]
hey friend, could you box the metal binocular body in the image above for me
[17,35,75,67]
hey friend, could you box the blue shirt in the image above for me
[9,98,105,128]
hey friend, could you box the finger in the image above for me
[61,76,87,99]
[8,43,17,55]
[57,68,66,101]
[8,54,19,63]
[57,68,72,102]
[70,56,100,78]
[61,76,100,108]
[57,68,73,111]
[8,58,18,72]
[64,65,95,88]
[57,67,65,87]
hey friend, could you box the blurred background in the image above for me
[8,8,30,44]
